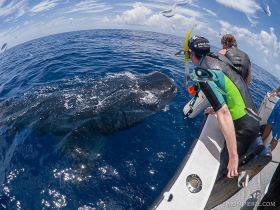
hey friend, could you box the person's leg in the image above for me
[216,146,229,180]
[216,137,252,181]
[271,139,278,151]
[216,115,259,180]
[262,124,272,143]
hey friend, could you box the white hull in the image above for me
[151,94,279,210]
[151,114,224,210]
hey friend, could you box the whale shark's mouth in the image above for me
[138,71,177,103]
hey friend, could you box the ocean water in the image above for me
[0,29,278,210]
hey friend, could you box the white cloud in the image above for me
[275,64,280,72]
[274,64,280,78]
[219,20,280,61]
[115,2,153,25]
[64,0,112,14]
[104,2,216,42]
[0,17,68,47]
[0,0,5,7]
[117,1,199,16]
[0,25,21,45]
[113,2,204,25]
[30,0,61,13]
[216,0,260,14]
[0,15,114,48]
[246,14,258,26]
[145,0,193,5]
[202,8,217,17]
[216,0,261,25]
[139,2,215,21]
[0,0,26,18]
[117,2,172,12]
[175,7,201,18]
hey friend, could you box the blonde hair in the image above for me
[221,34,237,48]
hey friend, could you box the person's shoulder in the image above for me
[219,49,227,55]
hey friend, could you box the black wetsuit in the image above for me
[196,54,259,178]
[225,46,251,83]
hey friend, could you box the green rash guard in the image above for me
[194,54,260,180]
[196,69,246,120]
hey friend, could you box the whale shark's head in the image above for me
[138,71,177,110]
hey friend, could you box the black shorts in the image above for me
[234,114,260,155]
[217,114,260,179]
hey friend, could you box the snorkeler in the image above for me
[219,34,252,84]
[185,35,259,179]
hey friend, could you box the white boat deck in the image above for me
[214,144,280,210]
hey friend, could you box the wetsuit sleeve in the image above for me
[199,81,226,112]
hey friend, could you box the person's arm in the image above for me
[270,87,280,97]
[200,80,239,178]
[216,104,239,178]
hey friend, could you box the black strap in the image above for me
[207,53,241,75]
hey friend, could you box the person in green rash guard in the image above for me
[186,35,260,179]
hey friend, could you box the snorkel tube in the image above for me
[184,29,192,63]
[183,29,192,86]
[182,28,199,115]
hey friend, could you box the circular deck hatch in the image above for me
[186,174,202,193]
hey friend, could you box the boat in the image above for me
[150,92,279,210]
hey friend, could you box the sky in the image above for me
[0,0,280,78]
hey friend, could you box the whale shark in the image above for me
[0,71,177,165]
[0,71,176,136]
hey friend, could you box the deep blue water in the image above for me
[0,29,278,210]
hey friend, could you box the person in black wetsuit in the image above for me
[186,35,260,179]
[219,34,252,84]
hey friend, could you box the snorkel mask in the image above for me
[183,31,212,95]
